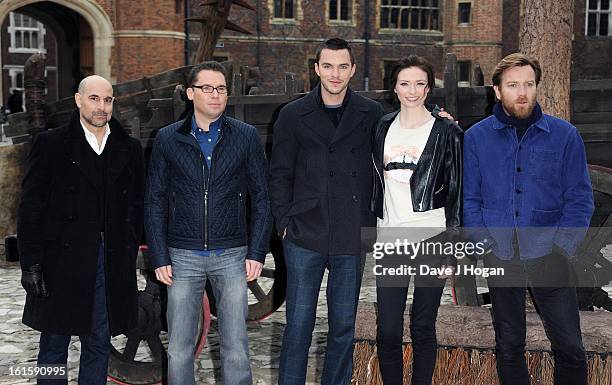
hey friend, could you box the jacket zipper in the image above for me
[192,131,210,249]
[419,134,439,210]
[373,152,384,191]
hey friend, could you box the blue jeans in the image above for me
[37,242,110,385]
[279,239,362,385]
[167,246,251,385]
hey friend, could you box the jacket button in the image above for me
[517,167,522,172]
[329,171,335,177]
[350,147,356,154]
[122,189,128,195]
[68,185,76,192]
[515,211,519,217]
[63,243,70,249]
[351,171,357,177]
[67,215,75,221]
[328,146,335,153]
[518,145,523,150]
[352,195,358,202]
[515,189,521,194]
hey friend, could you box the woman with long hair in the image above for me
[370,55,463,385]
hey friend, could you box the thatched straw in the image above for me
[352,341,609,385]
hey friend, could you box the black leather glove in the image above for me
[21,264,49,297]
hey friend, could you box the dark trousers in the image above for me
[486,254,587,385]
[37,243,111,385]
[278,239,362,385]
[376,271,444,385]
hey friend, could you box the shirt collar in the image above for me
[191,115,223,134]
[80,120,111,154]
[491,112,549,133]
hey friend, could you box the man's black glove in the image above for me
[21,264,49,297]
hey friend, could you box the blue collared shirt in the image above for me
[191,116,222,169]
[463,113,594,259]
[191,116,223,256]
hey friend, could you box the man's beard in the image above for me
[501,98,536,119]
[84,113,109,128]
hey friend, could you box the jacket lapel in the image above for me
[300,90,335,142]
[331,90,367,144]
[64,112,99,188]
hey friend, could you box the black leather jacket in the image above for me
[370,109,463,234]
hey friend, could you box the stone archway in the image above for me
[0,0,114,103]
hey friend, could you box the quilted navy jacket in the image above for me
[145,113,272,269]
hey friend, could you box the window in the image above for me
[8,12,46,53]
[383,60,399,90]
[7,67,26,112]
[458,2,471,25]
[586,0,611,36]
[457,61,471,87]
[380,0,440,31]
[330,0,351,22]
[274,0,295,19]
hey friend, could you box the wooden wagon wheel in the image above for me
[206,233,287,321]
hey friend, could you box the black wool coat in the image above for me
[17,111,145,336]
[269,86,384,256]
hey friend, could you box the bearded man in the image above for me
[463,53,593,385]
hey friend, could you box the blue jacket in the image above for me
[145,113,272,269]
[463,113,594,260]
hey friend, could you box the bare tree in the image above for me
[519,0,574,120]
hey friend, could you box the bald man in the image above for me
[18,75,144,384]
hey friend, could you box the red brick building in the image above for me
[194,0,504,92]
[2,1,610,106]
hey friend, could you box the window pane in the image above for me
[458,61,471,82]
[17,73,24,88]
[340,0,349,20]
[588,0,598,10]
[15,31,22,48]
[421,9,429,29]
[382,0,389,5]
[285,0,293,18]
[401,9,409,28]
[381,8,389,28]
[32,31,38,48]
[392,0,399,5]
[411,9,419,29]
[274,0,282,17]
[431,0,438,7]
[600,12,609,35]
[24,31,30,48]
[411,0,418,6]
[587,13,597,35]
[431,10,439,30]
[459,3,471,24]
[391,7,399,28]
[602,0,610,10]
[401,0,409,5]
[330,0,337,19]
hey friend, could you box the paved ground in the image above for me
[0,250,609,384]
[0,253,457,385]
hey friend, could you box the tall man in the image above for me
[463,53,594,385]
[269,38,384,385]
[145,62,272,385]
[18,75,144,385]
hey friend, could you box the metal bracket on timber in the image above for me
[353,303,612,384]
[188,0,256,63]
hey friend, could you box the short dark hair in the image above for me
[315,38,355,65]
[492,53,542,87]
[187,61,227,87]
[386,55,435,105]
